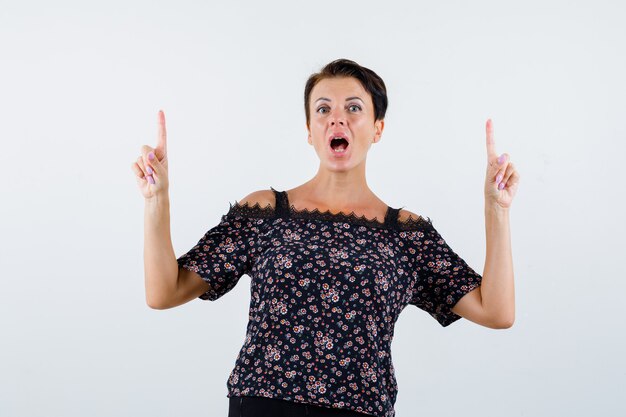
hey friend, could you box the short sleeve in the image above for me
[176,210,269,301]
[407,220,483,327]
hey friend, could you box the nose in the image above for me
[328,111,346,126]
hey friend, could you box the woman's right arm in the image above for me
[133,110,210,309]
[144,196,211,309]
[144,196,176,308]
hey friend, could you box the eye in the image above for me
[316,106,329,114]
[348,104,362,112]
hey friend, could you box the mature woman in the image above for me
[132,59,519,417]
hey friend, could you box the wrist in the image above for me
[485,203,509,217]
[145,193,170,210]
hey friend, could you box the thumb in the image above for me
[146,150,165,175]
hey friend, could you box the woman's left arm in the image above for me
[452,119,519,328]
[480,204,515,328]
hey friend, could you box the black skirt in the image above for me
[228,395,374,417]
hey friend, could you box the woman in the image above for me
[132,59,519,417]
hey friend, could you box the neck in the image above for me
[302,160,375,207]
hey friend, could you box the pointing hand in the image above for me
[484,119,520,209]
[131,110,170,200]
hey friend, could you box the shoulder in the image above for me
[236,189,276,209]
[225,189,276,221]
[396,208,432,232]
[398,208,423,223]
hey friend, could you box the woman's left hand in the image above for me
[484,119,520,209]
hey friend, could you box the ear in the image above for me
[306,123,312,145]
[373,119,385,143]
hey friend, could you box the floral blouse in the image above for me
[176,187,482,417]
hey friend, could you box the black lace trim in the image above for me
[226,201,276,219]
[396,214,433,231]
[287,204,389,229]
[226,200,432,231]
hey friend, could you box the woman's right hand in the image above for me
[131,110,170,200]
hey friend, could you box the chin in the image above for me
[323,157,366,172]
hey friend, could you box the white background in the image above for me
[1,1,624,416]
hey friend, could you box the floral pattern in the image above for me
[177,188,482,417]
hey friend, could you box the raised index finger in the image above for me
[485,118,497,158]
[156,109,167,157]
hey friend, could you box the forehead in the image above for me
[311,77,370,102]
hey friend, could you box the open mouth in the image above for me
[330,137,349,153]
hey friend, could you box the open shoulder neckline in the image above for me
[225,192,432,232]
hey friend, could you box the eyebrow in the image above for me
[314,96,365,104]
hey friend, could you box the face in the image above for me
[307,77,384,170]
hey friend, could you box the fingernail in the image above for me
[148,152,155,161]
[498,154,505,165]
[148,175,155,184]
[498,182,504,190]
[147,166,153,175]
[496,173,503,184]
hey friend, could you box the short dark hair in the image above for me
[304,58,388,128]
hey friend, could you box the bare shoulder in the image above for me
[237,189,276,209]
[398,208,423,223]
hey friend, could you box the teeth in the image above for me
[330,137,348,153]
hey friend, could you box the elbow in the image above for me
[483,302,515,329]
[494,315,515,329]
[146,295,170,310]
[146,298,162,310]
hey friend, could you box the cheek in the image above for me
[310,121,326,136]
[349,113,368,125]
[351,119,372,136]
